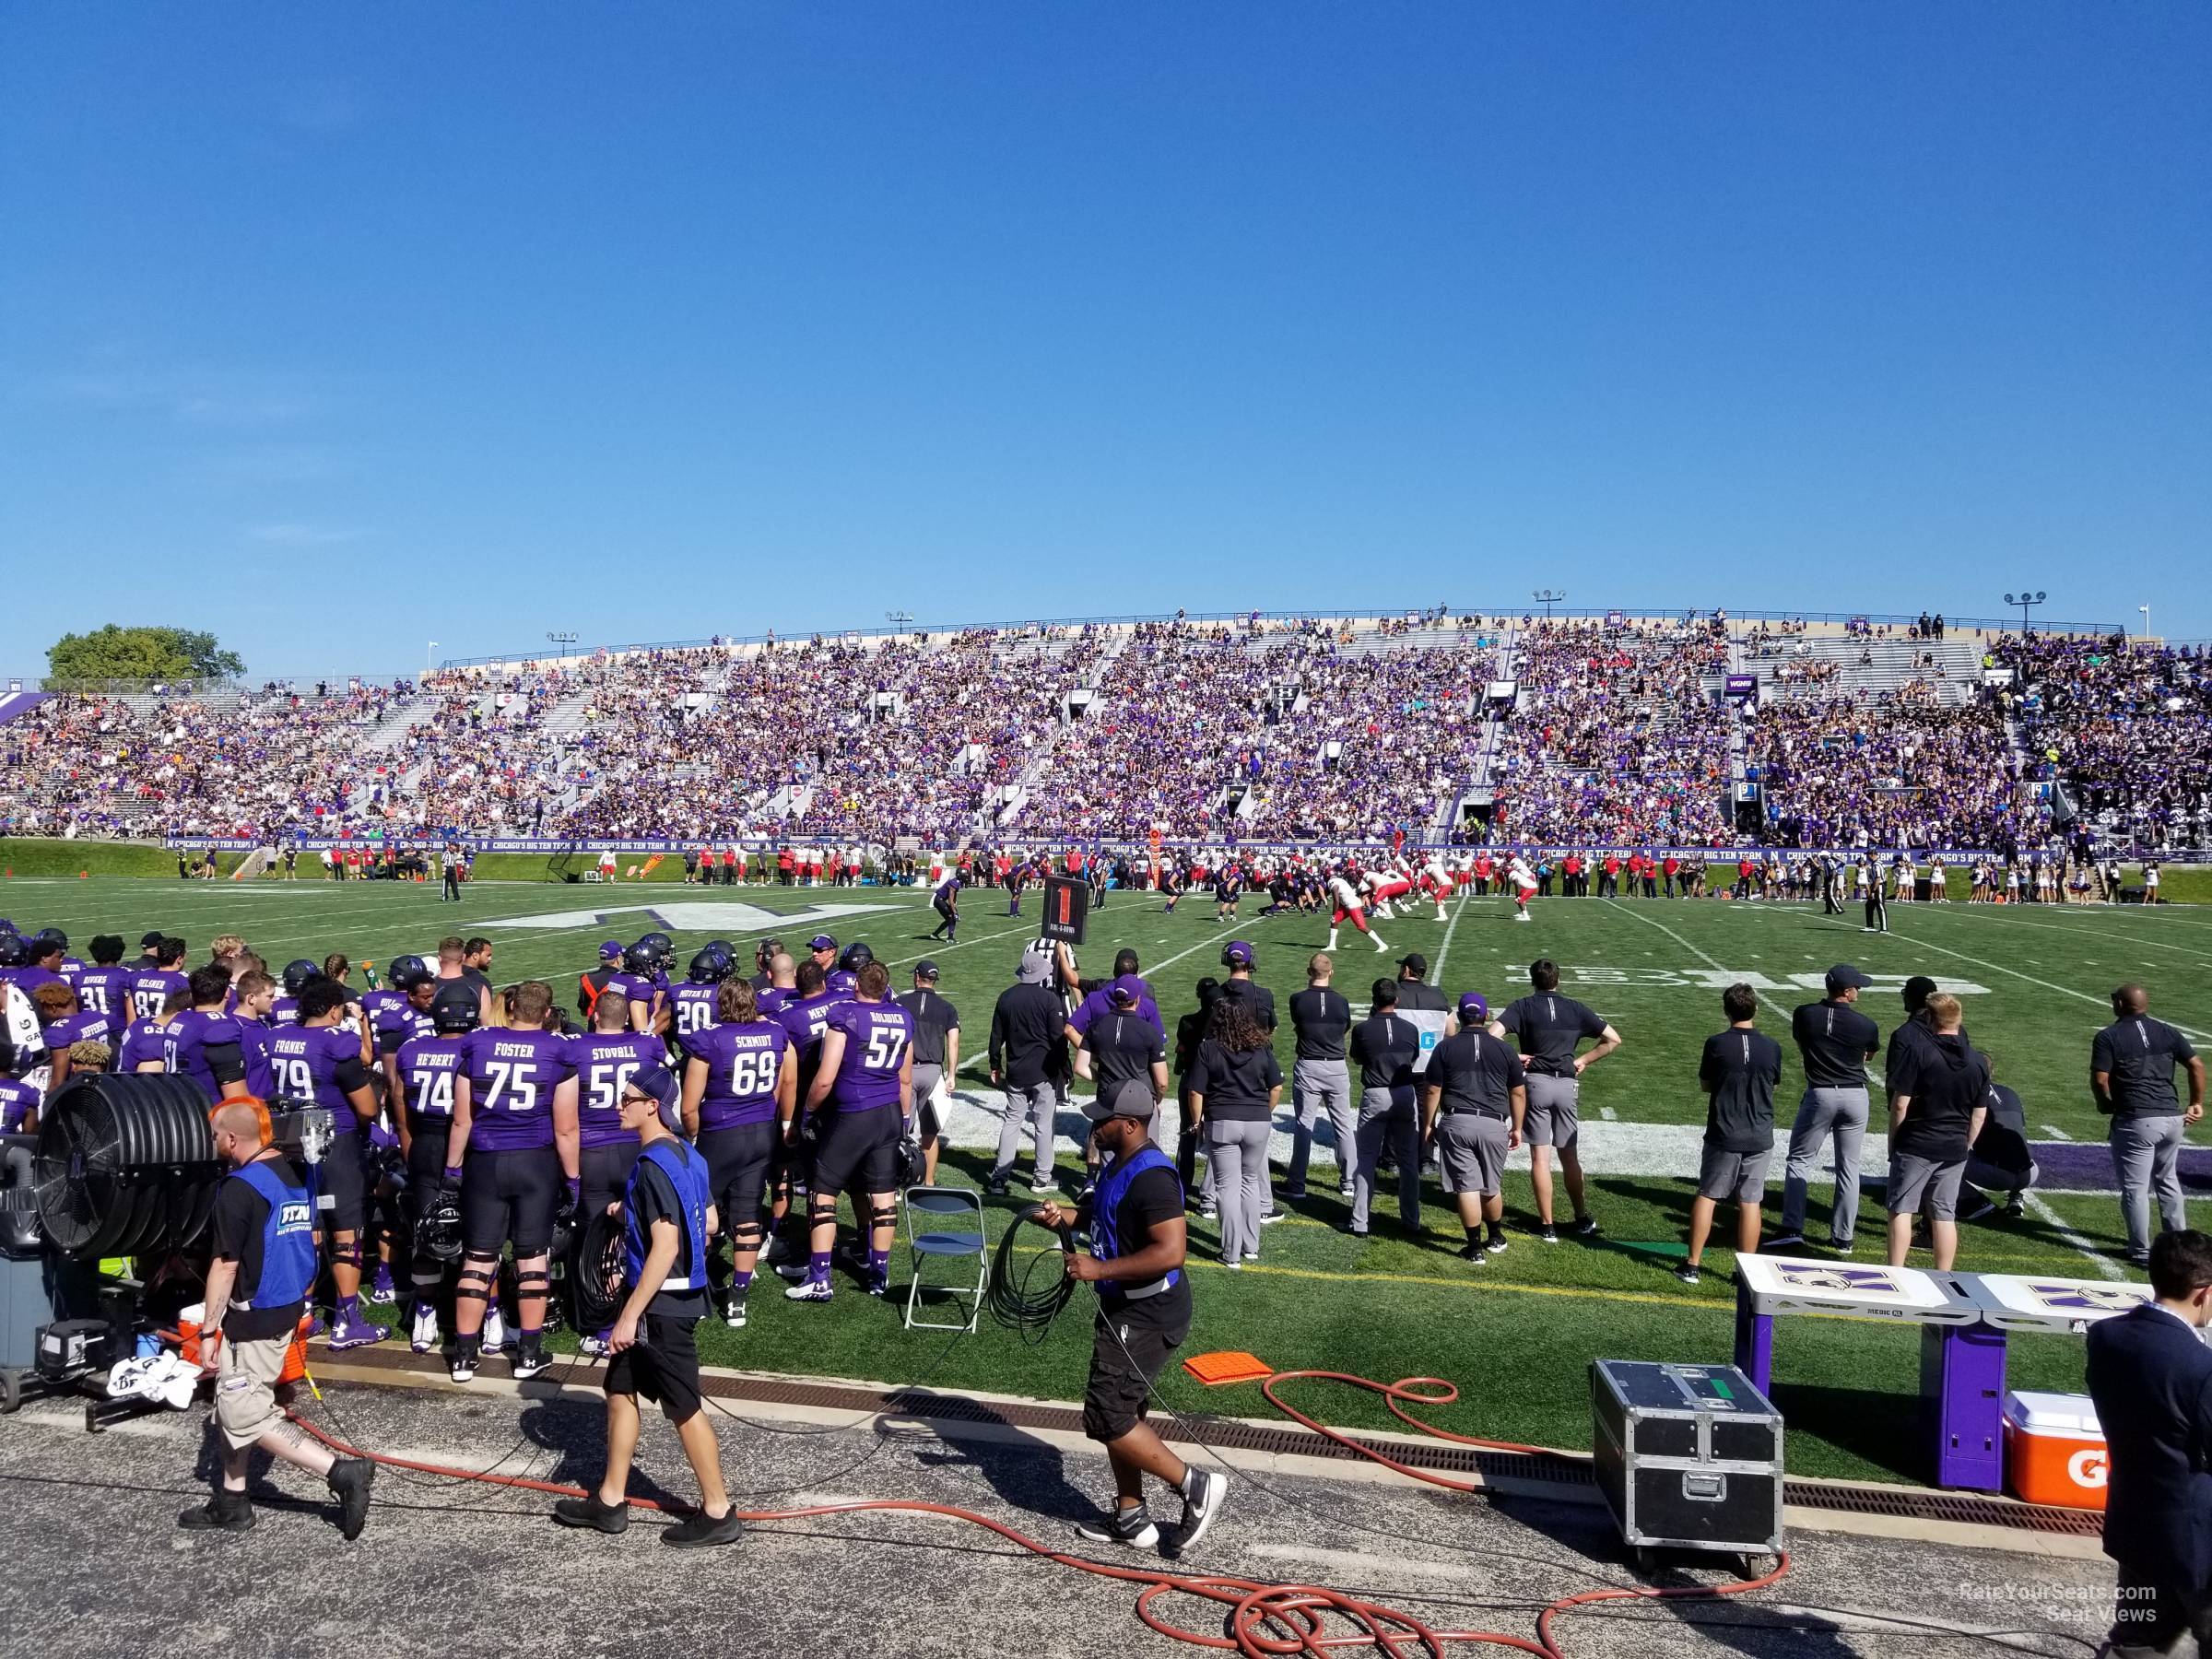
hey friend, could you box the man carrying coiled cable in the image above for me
[1031,1077,1228,1556]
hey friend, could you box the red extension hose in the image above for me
[289,1371,1790,1658]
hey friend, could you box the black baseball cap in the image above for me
[913,959,941,981]
[1825,963,1873,993]
[139,930,168,949]
[1082,1077,1158,1125]
[1397,953,1429,974]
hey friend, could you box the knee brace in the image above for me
[867,1200,900,1231]
[730,1221,765,1249]
[454,1255,498,1303]
[514,1263,552,1301]
[808,1192,840,1227]
[329,1235,364,1271]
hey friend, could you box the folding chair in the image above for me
[903,1185,988,1334]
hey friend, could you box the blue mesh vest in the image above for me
[624,1138,711,1293]
[1088,1143,1182,1307]
[229,1158,318,1311]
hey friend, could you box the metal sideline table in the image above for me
[1730,1256,1999,1489]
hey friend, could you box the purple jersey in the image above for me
[394,1034,467,1127]
[666,982,721,1046]
[159,1007,244,1103]
[128,969,187,1022]
[42,1010,112,1065]
[461,1028,571,1151]
[270,995,300,1028]
[757,985,793,1018]
[688,1018,790,1132]
[774,991,839,1099]
[825,969,859,1001]
[822,999,913,1114]
[265,1023,368,1128]
[236,1016,276,1098]
[374,996,436,1054]
[11,965,64,1002]
[117,1017,170,1074]
[565,1031,661,1147]
[604,972,659,1027]
[74,965,135,1025]
[58,958,87,991]
[359,987,406,1041]
[0,1077,38,1131]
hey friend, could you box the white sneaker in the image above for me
[1325,935,1338,950]
[1373,937,1389,952]
[410,1303,441,1355]
[481,1305,506,1356]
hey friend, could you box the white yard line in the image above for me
[2041,1125,2073,1142]
[2023,1193,2128,1281]
[1597,899,1798,1022]
[1965,909,2212,964]
[1427,888,1470,986]
[1873,918,2212,1044]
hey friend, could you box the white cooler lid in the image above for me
[2004,1390,2101,1436]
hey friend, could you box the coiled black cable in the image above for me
[984,1206,1078,1346]
[571,1207,629,1334]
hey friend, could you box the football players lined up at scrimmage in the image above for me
[1,916,2203,1340]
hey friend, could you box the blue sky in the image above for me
[3,4,2206,677]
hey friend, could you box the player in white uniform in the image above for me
[1507,853,1538,923]
[1420,853,1453,920]
[1325,872,1390,953]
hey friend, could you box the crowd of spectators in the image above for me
[3,617,2206,856]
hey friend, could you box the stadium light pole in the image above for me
[1533,588,1566,621]
[425,641,436,676]
[2002,591,2045,635]
[2139,603,2151,642]
[885,608,913,639]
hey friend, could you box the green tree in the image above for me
[44,625,246,688]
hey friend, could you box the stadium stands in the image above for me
[2,613,2203,854]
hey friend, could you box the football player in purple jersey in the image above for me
[151,966,251,1104]
[785,962,912,1301]
[447,981,579,1382]
[566,992,664,1354]
[233,970,279,1100]
[681,979,795,1329]
[606,944,663,1036]
[73,935,135,1037]
[119,986,189,1074]
[266,980,383,1348]
[766,959,839,1262]
[0,1041,39,1134]
[394,994,477,1354]
[30,982,111,1093]
[128,936,191,1023]
[666,950,726,1054]
[756,951,797,1019]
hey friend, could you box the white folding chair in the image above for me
[903,1185,988,1334]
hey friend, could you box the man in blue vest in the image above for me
[1033,1078,1228,1557]
[554,1068,743,1547]
[182,1098,376,1537]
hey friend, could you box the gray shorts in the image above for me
[1888,1152,1966,1220]
[1434,1112,1509,1195]
[1697,1145,1771,1205]
[1523,1074,1580,1149]
[911,1064,945,1138]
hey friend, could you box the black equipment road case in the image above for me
[1591,1359,1784,1570]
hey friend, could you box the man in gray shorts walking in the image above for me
[1491,959,1619,1242]
[1680,983,1782,1287]
[2094,983,2206,1267]
[1424,993,1526,1265]
[1886,993,1989,1270]
[1774,964,1881,1253]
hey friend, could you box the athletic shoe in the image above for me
[1961,1199,1998,1223]
[1675,1263,1701,1286]
[775,1261,812,1282]
[1221,1257,1241,1270]
[865,1275,889,1298]
[1344,1225,1368,1239]
[328,1309,389,1351]
[1537,1227,1559,1245]
[762,1232,798,1264]
[1373,938,1390,952]
[1280,1186,1307,1202]
[1338,1182,1354,1198]
[784,1277,833,1302]
[1241,1250,1259,1264]
[364,1269,396,1307]
[326,1457,376,1540]
[512,1345,554,1382]
[663,1508,745,1548]
[305,1310,328,1339]
[1764,1231,1806,1250]
[1197,1204,1218,1221]
[578,1334,612,1358]
[553,1493,629,1535]
[2004,1194,2026,1217]
[178,1491,255,1532]
[410,1303,441,1355]
[1827,1238,1853,1253]
[1514,912,1531,923]
[1165,1467,1227,1558]
[1574,1217,1601,1239]
[481,1306,507,1356]
[985,1176,1010,1197]
[722,1292,747,1330]
[1456,1242,1488,1265]
[1075,1504,1159,1548]
[1031,1174,1057,1194]
[1485,1235,1509,1257]
[1258,1210,1285,1227]
[449,1345,480,1384]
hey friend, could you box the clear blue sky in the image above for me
[4,4,2206,677]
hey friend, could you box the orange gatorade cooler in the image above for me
[178,1302,313,1385]
[2003,1391,2107,1511]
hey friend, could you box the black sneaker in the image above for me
[1573,1217,1601,1239]
[553,1493,630,1535]
[449,1340,480,1385]
[326,1457,375,1541]
[1456,1241,1488,1265]
[512,1344,554,1382]
[1076,1503,1159,1548]
[663,1508,745,1548]
[1764,1231,1806,1249]
[1165,1467,1227,1558]
[1537,1226,1559,1244]
[1485,1234,1509,1257]
[1676,1263,1701,1286]
[178,1491,255,1533]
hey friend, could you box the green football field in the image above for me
[10,871,2210,1484]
